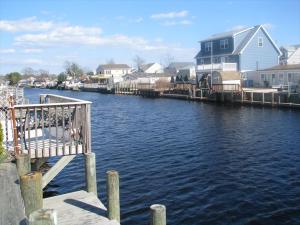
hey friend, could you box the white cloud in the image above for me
[23,59,43,65]
[133,17,143,23]
[161,20,192,26]
[0,17,54,32]
[22,48,43,53]
[227,25,248,31]
[0,48,15,53]
[262,23,274,30]
[151,10,188,19]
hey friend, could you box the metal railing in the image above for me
[10,94,92,158]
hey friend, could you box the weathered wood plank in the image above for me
[42,155,76,189]
[43,191,120,225]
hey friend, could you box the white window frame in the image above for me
[258,37,263,47]
[205,42,212,52]
[220,39,229,49]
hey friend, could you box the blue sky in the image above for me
[0,0,300,74]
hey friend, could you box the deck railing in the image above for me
[11,94,92,158]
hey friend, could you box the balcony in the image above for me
[197,63,237,72]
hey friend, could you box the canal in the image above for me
[25,88,300,225]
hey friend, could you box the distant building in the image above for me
[139,63,163,73]
[248,64,300,89]
[96,64,131,83]
[195,25,281,82]
[280,45,300,65]
[164,62,196,82]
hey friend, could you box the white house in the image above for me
[249,64,300,89]
[96,64,131,83]
[139,63,163,73]
[280,45,300,65]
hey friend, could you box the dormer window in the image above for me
[220,39,229,49]
[205,42,212,52]
[258,37,263,47]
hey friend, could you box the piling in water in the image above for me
[84,152,98,196]
[29,209,57,225]
[106,170,120,222]
[150,204,166,225]
[16,153,31,177]
[20,172,43,217]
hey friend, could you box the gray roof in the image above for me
[139,63,155,72]
[260,64,300,71]
[166,62,195,70]
[232,25,260,54]
[281,45,300,51]
[201,27,252,42]
[124,72,173,79]
[98,64,130,70]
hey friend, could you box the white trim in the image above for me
[239,25,282,55]
[258,36,263,47]
[233,27,254,37]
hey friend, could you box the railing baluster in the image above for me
[27,108,31,158]
[19,108,24,153]
[75,105,78,154]
[48,106,51,157]
[68,105,72,155]
[41,106,45,158]
[34,107,38,158]
[62,106,66,155]
[55,106,58,156]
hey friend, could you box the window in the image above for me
[205,42,212,52]
[220,39,229,49]
[258,37,263,47]
[288,73,292,82]
[213,57,219,63]
[200,59,204,64]
[261,74,265,81]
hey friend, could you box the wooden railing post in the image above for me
[84,152,97,196]
[20,172,43,217]
[106,170,120,222]
[16,153,31,177]
[29,209,57,225]
[150,204,166,225]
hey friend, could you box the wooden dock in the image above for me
[44,190,120,225]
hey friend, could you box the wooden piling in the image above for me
[106,170,120,222]
[16,153,31,177]
[150,204,166,225]
[29,209,57,225]
[84,152,97,196]
[20,172,43,217]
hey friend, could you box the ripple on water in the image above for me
[25,89,300,225]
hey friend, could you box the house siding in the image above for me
[200,37,234,57]
[240,28,279,71]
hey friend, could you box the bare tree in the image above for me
[133,55,145,71]
[162,54,175,68]
[64,61,83,79]
[22,67,35,78]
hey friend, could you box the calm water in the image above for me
[25,88,300,225]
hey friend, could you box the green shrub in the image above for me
[0,123,7,163]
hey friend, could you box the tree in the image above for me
[162,53,175,68]
[57,72,67,84]
[37,69,49,78]
[133,55,145,71]
[64,61,83,79]
[86,71,94,76]
[22,67,35,78]
[5,72,22,85]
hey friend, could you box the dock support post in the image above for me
[107,170,120,222]
[272,92,274,106]
[29,209,57,225]
[20,172,43,217]
[84,152,98,196]
[241,91,244,103]
[251,92,254,103]
[150,204,166,225]
[16,153,31,177]
[262,92,265,104]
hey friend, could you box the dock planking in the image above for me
[43,190,120,225]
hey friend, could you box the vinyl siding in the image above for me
[234,29,251,52]
[240,28,279,71]
[199,37,234,57]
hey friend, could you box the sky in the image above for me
[0,0,300,74]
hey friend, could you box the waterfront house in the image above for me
[164,62,196,81]
[195,25,282,84]
[280,45,300,65]
[139,63,163,73]
[248,64,300,91]
[96,64,132,83]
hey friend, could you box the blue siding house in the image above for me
[195,25,281,76]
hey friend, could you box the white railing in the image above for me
[197,63,237,72]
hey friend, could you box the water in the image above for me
[25,88,300,225]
